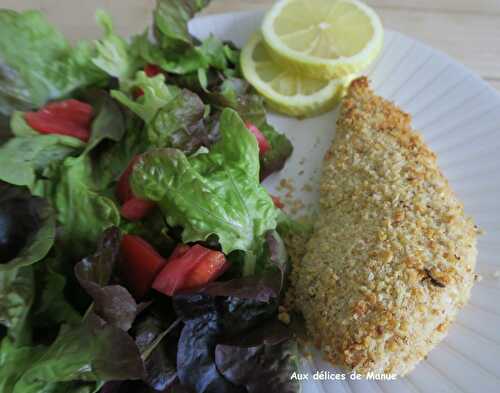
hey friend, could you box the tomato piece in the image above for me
[116,156,157,221]
[133,87,145,99]
[152,244,229,296]
[120,198,156,221]
[182,251,229,290]
[116,156,142,203]
[132,65,162,99]
[25,99,93,142]
[119,235,167,299]
[43,99,93,124]
[144,64,162,77]
[271,195,285,209]
[169,244,191,260]
[245,122,270,156]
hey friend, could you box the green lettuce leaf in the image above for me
[0,183,55,271]
[32,258,82,330]
[131,0,235,77]
[81,89,126,154]
[0,339,46,393]
[154,0,210,51]
[111,71,209,152]
[112,72,178,124]
[0,267,34,346]
[0,62,33,119]
[130,108,278,259]
[208,78,293,179]
[0,112,84,189]
[34,155,120,260]
[0,10,105,112]
[131,32,205,76]
[13,314,145,392]
[92,11,139,81]
[148,88,205,147]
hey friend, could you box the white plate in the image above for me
[191,10,500,393]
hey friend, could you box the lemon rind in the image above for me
[261,0,384,79]
[241,33,351,117]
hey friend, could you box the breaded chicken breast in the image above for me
[291,77,478,376]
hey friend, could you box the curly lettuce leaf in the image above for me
[112,72,178,124]
[92,11,140,81]
[0,10,105,112]
[130,108,278,258]
[111,72,210,152]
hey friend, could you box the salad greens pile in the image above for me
[0,1,300,392]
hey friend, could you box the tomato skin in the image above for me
[25,99,93,142]
[144,64,162,77]
[182,251,229,290]
[116,156,142,204]
[245,122,270,156]
[169,244,191,260]
[44,99,93,124]
[271,195,285,209]
[119,235,167,299]
[116,156,155,221]
[152,244,229,296]
[133,65,163,98]
[120,198,156,221]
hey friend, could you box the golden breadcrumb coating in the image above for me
[290,77,478,376]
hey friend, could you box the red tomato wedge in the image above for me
[271,195,285,209]
[134,65,163,98]
[182,251,229,290]
[144,64,162,77]
[169,244,191,260]
[152,244,229,296]
[119,235,167,299]
[245,122,270,156]
[116,156,155,221]
[133,87,145,99]
[120,198,156,222]
[25,99,93,142]
[116,156,142,204]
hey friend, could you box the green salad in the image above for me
[0,1,305,392]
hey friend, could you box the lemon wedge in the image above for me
[261,0,383,79]
[241,33,350,118]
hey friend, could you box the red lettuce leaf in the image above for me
[74,227,142,331]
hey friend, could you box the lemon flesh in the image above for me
[262,0,383,79]
[241,33,350,118]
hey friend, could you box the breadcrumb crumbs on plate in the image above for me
[301,183,313,193]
